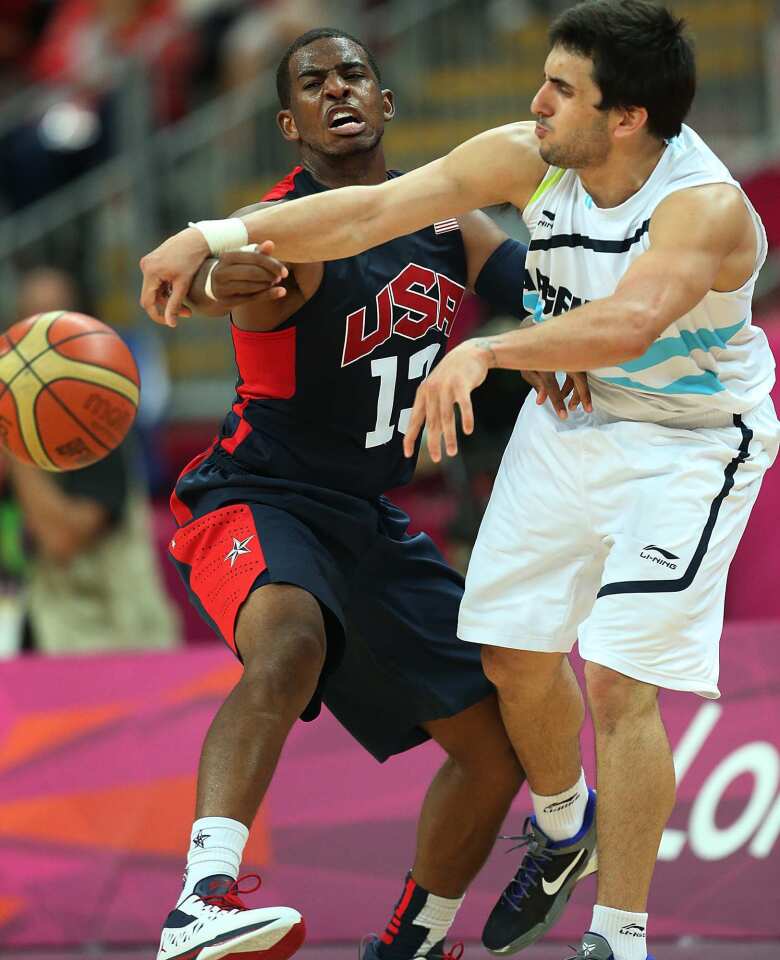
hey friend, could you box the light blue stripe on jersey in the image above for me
[618,318,746,374]
[600,371,725,395]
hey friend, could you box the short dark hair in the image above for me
[276,28,383,109]
[549,0,696,140]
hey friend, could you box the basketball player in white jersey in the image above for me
[140,3,779,958]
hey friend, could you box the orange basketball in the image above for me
[0,311,140,471]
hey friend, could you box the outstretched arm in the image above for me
[140,123,547,326]
[403,182,757,461]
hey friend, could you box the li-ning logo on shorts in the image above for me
[619,924,646,939]
[640,545,679,569]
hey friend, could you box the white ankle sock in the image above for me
[591,904,648,960]
[179,817,249,902]
[412,889,464,956]
[530,769,589,841]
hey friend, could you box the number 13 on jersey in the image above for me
[365,343,441,448]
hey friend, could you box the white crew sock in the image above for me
[379,873,463,959]
[412,890,464,956]
[178,817,249,903]
[591,904,648,960]
[530,768,589,841]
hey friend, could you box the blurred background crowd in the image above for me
[0,0,777,657]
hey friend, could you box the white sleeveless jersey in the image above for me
[521,124,775,422]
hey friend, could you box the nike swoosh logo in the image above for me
[541,848,587,896]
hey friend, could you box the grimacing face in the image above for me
[279,37,393,158]
[530,46,612,169]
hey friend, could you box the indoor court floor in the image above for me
[1,944,776,959]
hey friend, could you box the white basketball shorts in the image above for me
[458,393,780,698]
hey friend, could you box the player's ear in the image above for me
[613,104,649,140]
[382,89,395,123]
[277,109,300,143]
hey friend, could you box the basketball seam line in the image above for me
[6,336,113,458]
[2,310,67,395]
[1,328,135,398]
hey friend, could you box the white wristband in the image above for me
[203,260,219,301]
[203,244,259,302]
[189,217,249,255]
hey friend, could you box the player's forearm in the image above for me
[476,297,655,372]
[239,184,398,262]
[238,158,484,263]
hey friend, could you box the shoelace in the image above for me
[201,874,262,912]
[440,944,464,960]
[499,817,553,910]
[356,936,464,960]
[564,946,589,960]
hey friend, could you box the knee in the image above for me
[584,661,658,735]
[481,645,521,692]
[236,594,327,709]
[447,745,525,800]
[251,623,325,682]
[481,645,562,699]
[435,704,525,794]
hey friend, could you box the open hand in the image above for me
[402,339,493,462]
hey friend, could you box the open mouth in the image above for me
[327,108,367,136]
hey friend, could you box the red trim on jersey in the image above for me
[381,876,417,945]
[232,325,297,401]
[220,397,252,455]
[169,440,217,526]
[262,166,303,201]
[169,504,267,653]
[220,325,296,456]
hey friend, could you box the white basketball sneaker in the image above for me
[156,874,305,960]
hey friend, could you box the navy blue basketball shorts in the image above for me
[168,445,493,761]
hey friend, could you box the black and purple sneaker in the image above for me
[482,790,598,955]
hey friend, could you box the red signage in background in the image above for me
[0,621,778,947]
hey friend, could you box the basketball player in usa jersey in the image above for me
[141,3,779,959]
[145,28,594,960]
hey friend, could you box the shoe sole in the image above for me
[195,915,306,960]
[484,849,598,956]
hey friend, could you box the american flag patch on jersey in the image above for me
[434,218,460,234]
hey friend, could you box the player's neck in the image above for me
[300,147,389,189]
[577,139,667,209]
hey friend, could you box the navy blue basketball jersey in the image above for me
[217,165,469,498]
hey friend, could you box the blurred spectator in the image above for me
[0,1,55,98]
[1,0,195,210]
[213,0,363,91]
[28,0,195,122]
[0,266,179,656]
